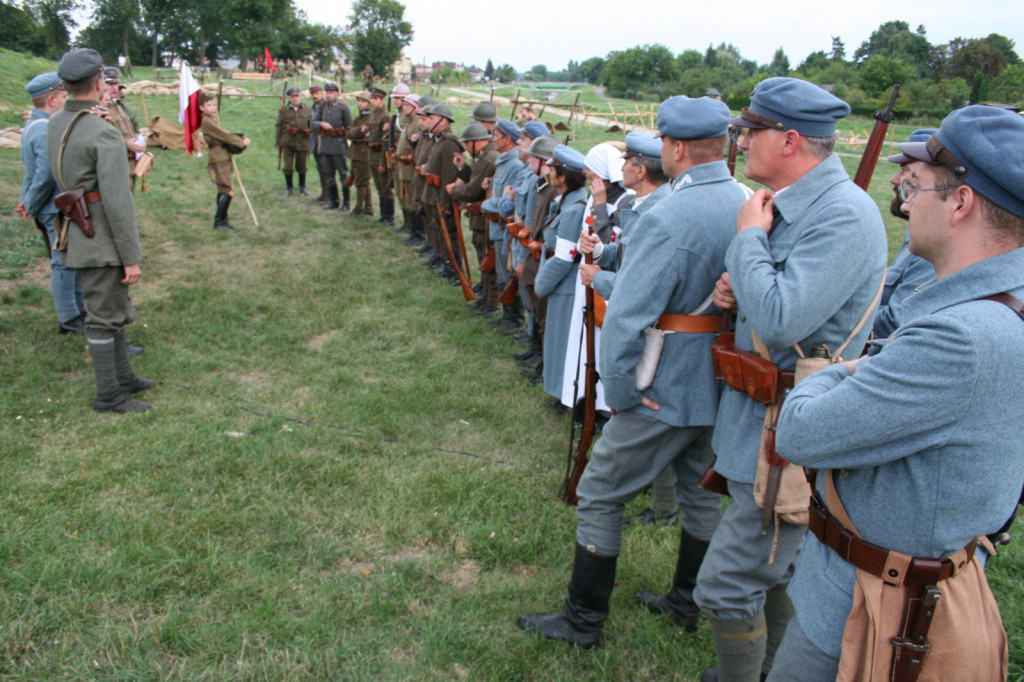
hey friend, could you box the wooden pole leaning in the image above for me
[232,158,259,228]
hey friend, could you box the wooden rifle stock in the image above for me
[853,84,900,192]
[451,199,472,287]
[480,244,496,273]
[560,227,598,505]
[726,125,740,177]
[436,202,476,302]
[499,277,519,305]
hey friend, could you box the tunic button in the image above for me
[739,315,746,323]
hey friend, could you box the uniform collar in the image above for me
[670,160,733,193]
[771,154,849,225]
[902,247,1024,323]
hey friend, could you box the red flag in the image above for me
[178,61,202,155]
[264,47,276,73]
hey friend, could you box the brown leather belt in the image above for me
[399,154,414,165]
[657,313,728,334]
[368,141,383,151]
[809,499,975,584]
[85,191,102,204]
[425,172,441,187]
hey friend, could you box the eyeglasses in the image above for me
[898,179,961,203]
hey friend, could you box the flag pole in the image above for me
[232,158,259,228]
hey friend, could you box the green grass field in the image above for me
[1,62,1021,680]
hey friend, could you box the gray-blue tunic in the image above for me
[777,247,1024,659]
[871,227,935,341]
[591,182,672,300]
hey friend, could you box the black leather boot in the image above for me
[297,173,308,195]
[636,527,710,631]
[213,194,238,231]
[284,172,294,196]
[517,544,618,648]
[322,184,340,210]
[381,197,395,226]
[341,184,351,212]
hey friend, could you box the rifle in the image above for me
[436,201,476,302]
[560,225,598,505]
[853,84,900,192]
[726,125,740,177]
[451,198,473,287]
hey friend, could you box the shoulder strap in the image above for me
[982,293,1024,320]
[54,110,89,192]
[790,273,886,361]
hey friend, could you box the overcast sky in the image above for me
[293,0,1024,73]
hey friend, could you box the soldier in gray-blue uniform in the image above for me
[871,129,939,344]
[578,131,676,527]
[480,119,526,335]
[48,49,155,413]
[579,132,672,301]
[768,105,1024,682]
[17,71,87,334]
[532,145,587,405]
[694,78,887,682]
[518,97,750,648]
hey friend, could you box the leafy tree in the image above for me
[857,54,915,98]
[971,71,990,103]
[853,20,932,76]
[529,63,547,81]
[982,33,1020,65]
[78,0,141,63]
[797,50,831,74]
[990,63,1024,102]
[0,2,46,55]
[484,58,493,80]
[577,56,604,84]
[830,36,846,62]
[347,0,412,79]
[768,47,789,76]
[25,0,78,60]
[493,63,516,83]
[601,43,679,99]
[678,49,702,71]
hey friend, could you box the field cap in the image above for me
[58,48,103,84]
[732,77,850,138]
[309,85,323,93]
[522,121,548,140]
[929,105,1024,219]
[103,66,120,84]
[657,96,730,140]
[548,144,585,172]
[887,128,939,164]
[324,82,340,92]
[354,89,371,101]
[495,119,521,141]
[286,87,300,96]
[26,72,63,97]
[622,132,662,162]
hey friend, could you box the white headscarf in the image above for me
[584,143,625,183]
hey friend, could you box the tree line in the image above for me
[509,22,1023,118]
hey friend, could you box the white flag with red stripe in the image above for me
[178,61,202,155]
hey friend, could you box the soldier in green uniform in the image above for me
[394,92,421,242]
[346,91,373,216]
[102,67,145,192]
[412,96,438,259]
[422,103,465,284]
[199,91,250,231]
[275,86,312,196]
[368,87,395,225]
[48,48,154,413]
[449,122,498,313]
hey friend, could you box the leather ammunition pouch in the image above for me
[480,245,495,273]
[425,173,441,187]
[368,141,383,151]
[286,125,299,135]
[465,200,483,215]
[483,211,502,223]
[711,332,795,405]
[399,154,414,165]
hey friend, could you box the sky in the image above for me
[293,0,1024,73]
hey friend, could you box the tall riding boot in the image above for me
[701,612,768,682]
[406,211,426,245]
[517,543,618,648]
[284,172,294,196]
[297,173,308,195]
[761,584,795,677]
[214,194,238,231]
[381,197,395,226]
[495,302,523,335]
[341,184,351,212]
[322,184,339,210]
[114,328,157,394]
[90,329,149,413]
[398,208,412,234]
[636,527,709,631]
[376,197,387,224]
[316,174,327,203]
